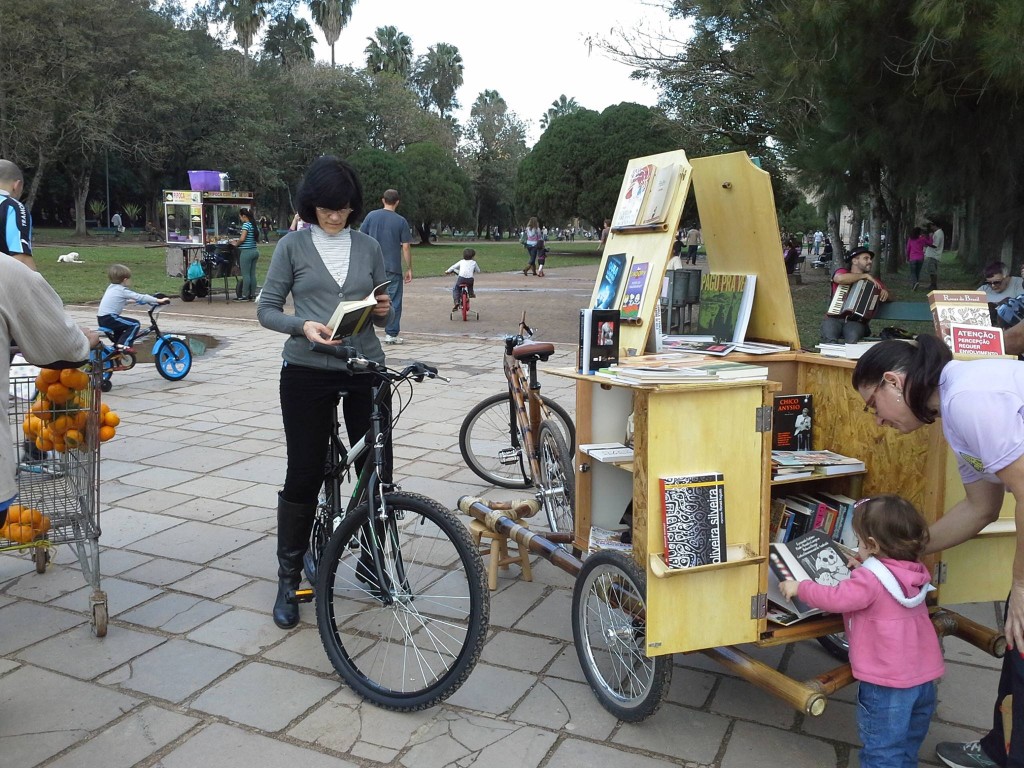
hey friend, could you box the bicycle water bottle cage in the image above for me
[511,341,554,363]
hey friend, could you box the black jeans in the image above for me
[980,593,1024,766]
[279,363,393,505]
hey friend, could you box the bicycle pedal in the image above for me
[290,587,315,604]
[497,448,521,465]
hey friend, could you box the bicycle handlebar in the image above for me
[308,342,448,383]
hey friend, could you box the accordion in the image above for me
[826,280,880,321]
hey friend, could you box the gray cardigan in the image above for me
[257,227,392,368]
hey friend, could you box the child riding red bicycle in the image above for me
[446,248,481,313]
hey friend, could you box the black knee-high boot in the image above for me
[273,492,316,629]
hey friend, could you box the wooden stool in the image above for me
[469,520,532,590]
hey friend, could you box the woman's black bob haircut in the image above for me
[295,155,364,226]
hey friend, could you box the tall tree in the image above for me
[263,12,315,69]
[412,43,464,118]
[364,25,413,77]
[464,90,528,236]
[219,0,268,62]
[309,0,354,67]
[539,94,580,130]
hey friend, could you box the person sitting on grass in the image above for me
[446,248,480,311]
[96,264,169,351]
[779,494,943,768]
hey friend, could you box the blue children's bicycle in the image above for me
[94,298,193,391]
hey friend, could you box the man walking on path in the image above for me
[360,189,412,344]
[0,160,36,270]
[923,221,944,290]
[685,224,702,265]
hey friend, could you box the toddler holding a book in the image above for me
[779,494,943,767]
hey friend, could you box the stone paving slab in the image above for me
[0,307,1007,767]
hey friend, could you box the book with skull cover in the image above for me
[766,529,855,622]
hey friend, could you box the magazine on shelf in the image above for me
[619,261,651,319]
[661,339,736,356]
[588,525,632,554]
[772,393,814,451]
[767,529,855,622]
[638,163,681,226]
[661,473,726,569]
[695,273,757,344]
[611,163,657,228]
[593,252,630,310]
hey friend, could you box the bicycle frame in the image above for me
[502,339,545,482]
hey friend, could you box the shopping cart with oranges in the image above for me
[3,359,118,636]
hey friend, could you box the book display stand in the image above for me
[549,150,1007,714]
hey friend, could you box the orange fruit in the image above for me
[36,515,51,536]
[25,415,43,437]
[64,429,84,450]
[100,403,110,415]
[73,410,88,430]
[6,505,22,524]
[103,411,120,427]
[60,368,89,390]
[45,383,72,405]
[35,369,61,389]
[34,436,53,452]
[98,425,116,442]
[30,398,53,420]
[50,414,72,435]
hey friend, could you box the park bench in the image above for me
[873,301,932,324]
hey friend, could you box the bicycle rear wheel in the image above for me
[459,392,574,488]
[461,289,469,321]
[316,491,489,710]
[537,419,575,535]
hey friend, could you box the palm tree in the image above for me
[539,94,580,130]
[413,42,463,117]
[264,13,315,69]
[364,25,413,77]
[219,0,268,62]
[310,0,355,67]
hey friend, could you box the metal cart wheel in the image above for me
[33,543,48,574]
[91,591,108,637]
[818,632,850,661]
[572,549,672,721]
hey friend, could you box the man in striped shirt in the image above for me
[0,161,35,271]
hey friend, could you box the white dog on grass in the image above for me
[57,251,83,263]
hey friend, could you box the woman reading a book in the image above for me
[256,155,393,630]
[853,335,1024,768]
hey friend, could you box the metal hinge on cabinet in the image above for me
[751,592,767,619]
[755,406,772,433]
[935,561,947,584]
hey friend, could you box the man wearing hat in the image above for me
[820,247,890,343]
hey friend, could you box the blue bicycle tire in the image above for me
[153,337,192,381]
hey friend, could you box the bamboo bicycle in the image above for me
[296,343,489,711]
[458,313,576,535]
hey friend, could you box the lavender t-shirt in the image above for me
[940,359,1024,484]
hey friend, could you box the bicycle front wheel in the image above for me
[153,337,192,381]
[316,492,489,710]
[537,418,575,535]
[459,392,574,489]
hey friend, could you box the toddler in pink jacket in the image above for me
[780,495,944,767]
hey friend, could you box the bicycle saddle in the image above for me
[512,341,554,362]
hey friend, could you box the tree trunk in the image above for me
[415,221,432,245]
[827,209,844,257]
[72,172,91,236]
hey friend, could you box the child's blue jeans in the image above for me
[97,314,141,347]
[857,680,937,768]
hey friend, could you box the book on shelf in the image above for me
[593,252,630,310]
[619,261,651,319]
[767,529,855,622]
[579,442,634,464]
[663,334,716,344]
[638,163,681,226]
[770,449,864,480]
[817,341,880,359]
[695,273,757,344]
[661,473,726,569]
[616,352,705,367]
[588,525,632,554]
[772,393,814,451]
[687,361,768,380]
[927,289,991,349]
[611,163,657,228]
[327,281,390,340]
[949,323,1006,358]
[661,339,736,356]
[731,341,792,355]
[597,366,711,385]
[578,308,621,374]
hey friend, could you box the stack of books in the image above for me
[596,360,768,385]
[579,442,634,464]
[770,449,865,481]
[817,341,880,359]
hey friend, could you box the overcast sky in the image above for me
[282,0,686,144]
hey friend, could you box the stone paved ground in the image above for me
[0,285,1004,768]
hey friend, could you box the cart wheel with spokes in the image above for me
[572,549,672,721]
[817,632,849,661]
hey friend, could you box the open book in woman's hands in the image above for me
[328,281,390,340]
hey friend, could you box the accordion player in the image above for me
[826,280,882,321]
[821,247,889,344]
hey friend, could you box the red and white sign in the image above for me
[949,323,1005,357]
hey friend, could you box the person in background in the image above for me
[521,216,542,276]
[110,211,123,238]
[97,264,170,350]
[360,189,412,345]
[0,253,99,526]
[779,494,943,768]
[446,247,481,311]
[905,226,931,291]
[256,155,392,630]
[784,238,801,274]
[259,215,271,244]
[685,223,702,265]
[599,218,611,252]
[851,337,1024,768]
[923,222,944,290]
[820,247,889,343]
[230,208,260,302]
[0,160,36,270]
[978,260,1024,308]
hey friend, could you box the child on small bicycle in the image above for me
[446,248,480,311]
[97,264,169,351]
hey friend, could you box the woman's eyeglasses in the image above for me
[316,206,353,219]
[862,380,884,415]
